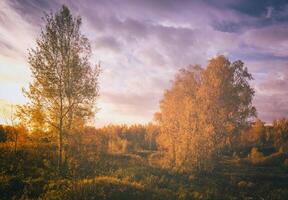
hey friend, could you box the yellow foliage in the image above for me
[156,56,255,172]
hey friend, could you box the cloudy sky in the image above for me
[0,0,288,126]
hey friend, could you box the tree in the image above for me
[145,123,159,150]
[197,56,256,149]
[156,56,256,171]
[19,5,100,171]
[156,66,202,170]
[1,104,18,153]
[249,119,265,144]
[272,119,288,151]
[0,125,7,143]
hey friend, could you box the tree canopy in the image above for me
[156,56,256,171]
[18,5,100,170]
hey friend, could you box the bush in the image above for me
[283,158,288,168]
[67,176,175,200]
[40,179,71,200]
[248,147,285,166]
[248,147,264,164]
[25,177,47,198]
[267,188,288,200]
[68,177,147,200]
[0,175,25,199]
[148,151,166,167]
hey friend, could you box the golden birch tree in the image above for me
[19,6,100,171]
[156,56,256,171]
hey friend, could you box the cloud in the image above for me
[102,91,158,114]
[95,36,122,53]
[0,1,37,63]
[253,67,288,122]
[254,94,288,122]
[266,6,273,18]
[8,0,61,25]
[1,0,288,126]
[242,24,288,56]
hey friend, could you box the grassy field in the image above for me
[1,147,287,200]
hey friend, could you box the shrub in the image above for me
[25,177,47,198]
[248,147,264,164]
[148,151,166,167]
[267,188,288,200]
[68,177,147,200]
[0,175,25,199]
[283,158,288,168]
[248,147,285,166]
[40,179,71,200]
[66,176,176,200]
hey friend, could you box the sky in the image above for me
[0,0,288,126]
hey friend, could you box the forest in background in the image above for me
[0,5,288,200]
[1,118,288,199]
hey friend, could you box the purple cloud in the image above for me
[0,0,288,126]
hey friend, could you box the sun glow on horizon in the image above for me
[1,0,288,126]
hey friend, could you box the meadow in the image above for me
[0,123,288,200]
[1,4,288,200]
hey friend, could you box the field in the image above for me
[1,2,288,200]
[1,146,288,200]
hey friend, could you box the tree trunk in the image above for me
[171,137,176,167]
[58,117,63,173]
[14,131,18,154]
[58,72,64,174]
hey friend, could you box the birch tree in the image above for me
[20,5,100,171]
[156,56,256,171]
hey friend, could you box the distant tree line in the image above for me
[0,123,159,161]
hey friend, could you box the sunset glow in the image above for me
[1,0,288,126]
[1,1,288,199]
